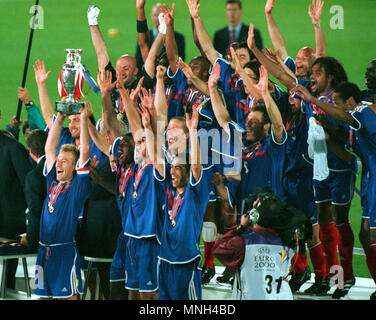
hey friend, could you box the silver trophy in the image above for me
[55,49,84,114]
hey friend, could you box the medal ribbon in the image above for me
[118,166,133,196]
[48,182,69,209]
[170,191,185,222]
[133,162,152,192]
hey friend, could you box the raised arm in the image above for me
[159,3,179,75]
[291,84,357,127]
[144,31,165,79]
[84,103,110,156]
[186,107,201,181]
[136,0,151,65]
[87,6,110,71]
[255,66,285,143]
[117,78,142,137]
[177,60,210,96]
[154,65,168,127]
[140,95,164,177]
[229,47,262,100]
[185,0,219,65]
[79,102,92,165]
[97,70,118,143]
[33,60,53,129]
[264,0,289,61]
[208,63,231,131]
[309,0,326,58]
[247,24,296,91]
[45,112,65,171]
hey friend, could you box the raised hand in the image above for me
[139,101,152,130]
[9,116,22,129]
[185,0,200,19]
[81,101,93,118]
[130,76,144,104]
[254,66,269,95]
[309,0,324,23]
[262,47,279,65]
[185,106,199,131]
[265,0,275,14]
[33,60,51,85]
[160,3,175,27]
[156,65,167,80]
[97,70,116,93]
[177,61,194,81]
[139,87,154,112]
[247,24,255,50]
[17,87,32,104]
[290,83,314,102]
[229,46,243,76]
[208,62,221,90]
[210,172,224,186]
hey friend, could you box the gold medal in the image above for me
[48,205,54,213]
[118,194,123,201]
[133,191,137,199]
[171,219,176,227]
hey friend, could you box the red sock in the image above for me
[203,241,215,269]
[366,241,376,284]
[309,242,328,278]
[319,222,339,276]
[336,220,355,281]
[291,252,308,275]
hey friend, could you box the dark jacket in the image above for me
[213,23,263,57]
[24,156,46,247]
[0,131,32,238]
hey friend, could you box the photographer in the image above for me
[213,188,311,300]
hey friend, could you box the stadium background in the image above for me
[0,0,374,279]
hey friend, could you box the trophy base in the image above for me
[55,101,84,115]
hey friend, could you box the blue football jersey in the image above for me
[123,162,165,243]
[155,165,210,264]
[40,160,91,245]
[301,89,356,172]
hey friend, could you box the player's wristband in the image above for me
[137,20,148,33]
[25,101,33,107]
[236,224,247,234]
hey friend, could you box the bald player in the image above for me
[87,6,155,123]
[250,0,326,91]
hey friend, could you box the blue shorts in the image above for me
[125,237,159,292]
[110,233,128,282]
[313,170,355,205]
[34,243,82,298]
[283,173,318,225]
[158,258,201,300]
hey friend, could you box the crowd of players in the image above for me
[1,0,376,300]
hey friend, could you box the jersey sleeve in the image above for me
[72,158,92,205]
[350,104,374,132]
[284,56,296,74]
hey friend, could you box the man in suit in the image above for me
[0,108,33,290]
[213,0,263,57]
[20,129,48,248]
[135,1,185,71]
